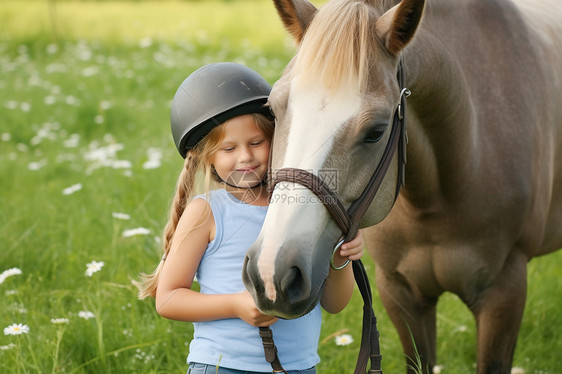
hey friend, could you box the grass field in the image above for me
[1,1,561,373]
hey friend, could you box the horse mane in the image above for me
[293,0,378,93]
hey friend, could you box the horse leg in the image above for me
[468,251,527,374]
[376,269,437,374]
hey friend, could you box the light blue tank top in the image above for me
[186,189,321,371]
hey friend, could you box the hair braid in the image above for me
[134,151,200,299]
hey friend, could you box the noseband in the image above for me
[259,61,410,374]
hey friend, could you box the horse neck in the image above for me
[399,34,479,209]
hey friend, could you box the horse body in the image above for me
[243,0,562,372]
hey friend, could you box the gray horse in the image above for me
[242,0,562,372]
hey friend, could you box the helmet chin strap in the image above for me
[211,165,267,190]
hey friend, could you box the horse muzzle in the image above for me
[242,237,329,319]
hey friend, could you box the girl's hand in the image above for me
[233,291,278,327]
[338,229,364,261]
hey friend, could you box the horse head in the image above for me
[242,0,424,318]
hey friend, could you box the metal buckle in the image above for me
[331,238,350,270]
[397,88,411,120]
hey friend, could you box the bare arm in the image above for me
[320,230,364,313]
[155,198,277,327]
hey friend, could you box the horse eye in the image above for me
[363,125,386,143]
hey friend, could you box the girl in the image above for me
[136,62,364,374]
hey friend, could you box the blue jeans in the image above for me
[187,362,316,374]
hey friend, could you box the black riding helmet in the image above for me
[171,62,272,158]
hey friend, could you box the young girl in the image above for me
[136,62,364,374]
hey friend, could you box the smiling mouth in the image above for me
[236,166,258,173]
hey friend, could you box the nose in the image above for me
[239,146,255,162]
[279,265,311,305]
[243,239,318,319]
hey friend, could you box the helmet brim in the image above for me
[178,98,271,158]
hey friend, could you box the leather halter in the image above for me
[259,61,409,374]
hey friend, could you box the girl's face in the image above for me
[211,114,271,189]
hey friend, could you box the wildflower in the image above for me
[81,66,99,77]
[433,365,444,374]
[112,212,131,220]
[1,133,10,141]
[28,160,47,171]
[143,148,163,169]
[65,96,78,105]
[64,134,80,148]
[5,100,17,109]
[50,318,69,324]
[46,44,58,54]
[0,343,16,350]
[100,100,112,110]
[122,227,151,238]
[4,323,29,335]
[110,160,132,169]
[85,261,104,277]
[334,334,354,346]
[62,183,82,195]
[511,368,525,374]
[78,311,95,320]
[44,95,56,105]
[143,159,161,169]
[0,268,22,285]
[453,325,468,333]
[139,37,153,48]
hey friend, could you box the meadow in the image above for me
[1,1,561,373]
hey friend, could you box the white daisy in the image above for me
[112,212,131,220]
[78,311,95,320]
[85,261,104,277]
[334,334,354,346]
[433,365,444,374]
[50,318,69,324]
[4,323,29,335]
[122,227,151,238]
[0,268,22,285]
[28,160,47,171]
[62,183,82,195]
[511,368,525,374]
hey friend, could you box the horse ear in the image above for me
[273,0,318,43]
[375,0,425,56]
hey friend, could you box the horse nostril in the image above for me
[280,266,310,304]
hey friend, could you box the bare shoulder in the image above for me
[175,197,215,243]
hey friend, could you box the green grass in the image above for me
[1,1,561,373]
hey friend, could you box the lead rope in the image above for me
[258,260,380,374]
[259,326,288,373]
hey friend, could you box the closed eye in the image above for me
[363,125,387,143]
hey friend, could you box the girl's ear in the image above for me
[273,0,317,44]
[375,0,425,56]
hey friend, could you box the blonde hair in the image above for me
[293,0,375,93]
[135,113,274,299]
